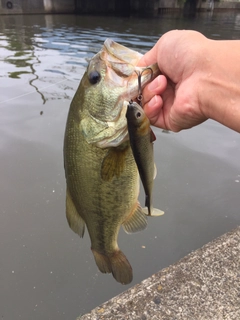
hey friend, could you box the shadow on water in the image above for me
[0,11,240,320]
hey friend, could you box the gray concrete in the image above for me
[78,226,240,320]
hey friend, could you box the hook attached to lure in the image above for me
[134,67,154,106]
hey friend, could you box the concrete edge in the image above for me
[78,226,240,319]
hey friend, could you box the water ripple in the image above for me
[0,13,239,105]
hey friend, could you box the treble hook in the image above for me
[134,70,142,103]
[134,67,154,106]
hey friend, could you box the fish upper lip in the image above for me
[104,38,142,66]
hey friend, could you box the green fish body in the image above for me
[64,39,160,284]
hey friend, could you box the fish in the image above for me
[64,39,160,285]
[126,101,164,217]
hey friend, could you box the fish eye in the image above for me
[136,111,142,118]
[88,71,101,85]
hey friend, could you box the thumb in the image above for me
[137,41,159,67]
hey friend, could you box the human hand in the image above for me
[138,30,209,132]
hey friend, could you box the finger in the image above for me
[144,85,177,130]
[143,95,166,128]
[142,75,167,105]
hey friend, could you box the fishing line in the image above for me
[0,79,67,106]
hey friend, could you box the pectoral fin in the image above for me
[101,146,129,181]
[122,202,147,234]
[66,189,85,237]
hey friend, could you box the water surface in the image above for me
[0,12,240,320]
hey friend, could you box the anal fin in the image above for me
[122,202,147,234]
[66,189,85,237]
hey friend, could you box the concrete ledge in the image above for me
[78,226,240,320]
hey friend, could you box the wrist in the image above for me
[198,39,240,132]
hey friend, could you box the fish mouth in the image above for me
[103,38,160,101]
[100,40,160,148]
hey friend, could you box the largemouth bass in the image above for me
[126,101,164,217]
[64,39,160,285]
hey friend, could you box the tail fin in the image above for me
[92,249,133,285]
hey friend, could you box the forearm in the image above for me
[199,39,240,132]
